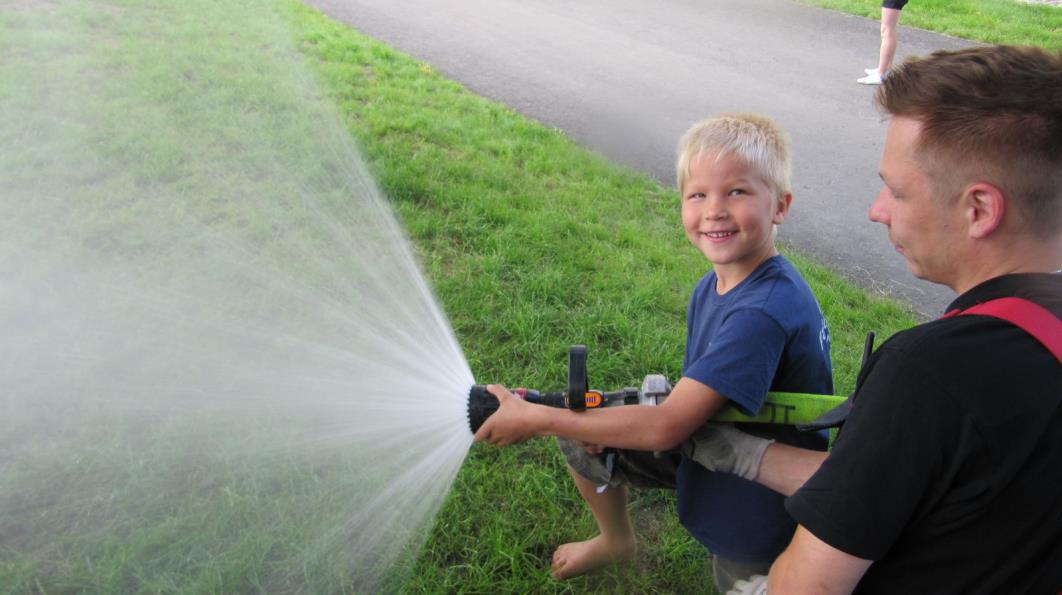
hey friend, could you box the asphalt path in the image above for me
[305,0,974,319]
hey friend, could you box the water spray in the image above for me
[467,345,849,434]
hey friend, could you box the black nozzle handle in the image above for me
[567,345,588,411]
[524,390,568,408]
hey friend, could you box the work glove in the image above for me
[680,422,773,481]
[727,574,768,595]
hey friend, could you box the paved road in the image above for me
[306,0,974,319]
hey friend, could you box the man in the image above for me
[698,45,1062,594]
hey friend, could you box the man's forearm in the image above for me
[756,442,828,496]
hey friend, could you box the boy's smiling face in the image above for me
[681,150,790,291]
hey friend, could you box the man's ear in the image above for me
[963,183,1005,239]
[773,192,793,225]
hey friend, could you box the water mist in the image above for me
[0,1,473,591]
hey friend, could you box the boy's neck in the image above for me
[714,250,779,295]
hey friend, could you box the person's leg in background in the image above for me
[858,1,904,85]
[875,7,902,74]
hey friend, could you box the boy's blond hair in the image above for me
[676,113,792,197]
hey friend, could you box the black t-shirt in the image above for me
[786,273,1062,594]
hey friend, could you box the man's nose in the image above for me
[868,186,891,225]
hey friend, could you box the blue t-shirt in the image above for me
[677,255,833,562]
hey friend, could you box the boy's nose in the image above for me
[701,197,727,219]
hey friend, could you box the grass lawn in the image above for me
[0,0,931,593]
[804,0,1062,49]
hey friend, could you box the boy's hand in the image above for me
[472,384,549,446]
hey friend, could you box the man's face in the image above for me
[869,117,964,290]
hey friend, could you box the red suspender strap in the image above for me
[941,297,1062,364]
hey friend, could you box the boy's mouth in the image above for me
[701,230,737,242]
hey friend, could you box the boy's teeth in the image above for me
[705,231,734,238]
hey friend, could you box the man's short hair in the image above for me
[676,113,792,198]
[877,45,1062,237]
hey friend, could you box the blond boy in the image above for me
[475,113,832,592]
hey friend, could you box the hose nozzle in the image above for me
[466,384,569,434]
[467,384,498,435]
[466,345,621,434]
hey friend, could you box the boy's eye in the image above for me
[686,192,705,200]
[728,188,746,196]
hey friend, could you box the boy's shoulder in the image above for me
[694,256,823,325]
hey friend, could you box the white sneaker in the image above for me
[857,72,884,85]
[864,68,879,76]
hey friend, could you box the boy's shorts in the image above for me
[557,437,681,489]
[882,0,908,9]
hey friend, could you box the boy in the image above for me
[474,113,832,592]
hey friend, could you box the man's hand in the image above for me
[472,384,550,446]
[680,422,773,480]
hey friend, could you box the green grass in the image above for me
[0,0,922,593]
[804,0,1062,49]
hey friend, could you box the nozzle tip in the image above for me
[467,384,498,435]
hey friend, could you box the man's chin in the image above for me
[905,262,948,288]
[904,261,928,281]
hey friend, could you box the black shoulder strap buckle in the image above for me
[797,331,875,432]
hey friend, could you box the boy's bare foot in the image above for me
[550,534,636,579]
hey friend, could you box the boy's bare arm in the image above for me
[473,378,728,451]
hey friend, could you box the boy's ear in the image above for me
[773,192,793,225]
[962,182,1005,239]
